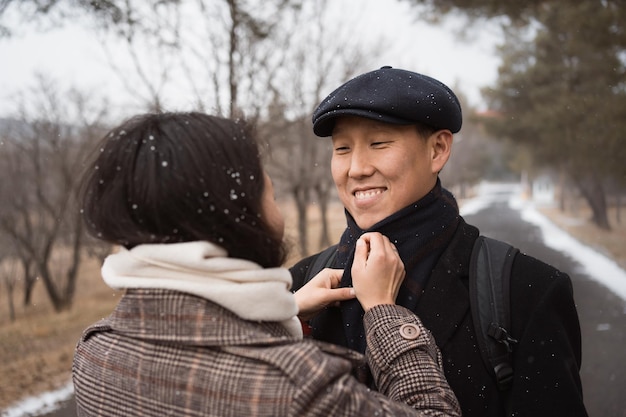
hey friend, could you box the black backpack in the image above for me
[303,235,519,392]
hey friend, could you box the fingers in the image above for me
[332,286,356,300]
[297,232,404,319]
[354,237,369,269]
[326,268,344,288]
[295,268,354,321]
[354,232,398,267]
[351,232,406,312]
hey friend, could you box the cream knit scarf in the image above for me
[101,241,303,338]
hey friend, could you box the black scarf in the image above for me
[316,179,460,353]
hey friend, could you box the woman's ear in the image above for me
[430,130,453,174]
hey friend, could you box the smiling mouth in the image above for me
[354,189,386,200]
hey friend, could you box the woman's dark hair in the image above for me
[80,112,287,267]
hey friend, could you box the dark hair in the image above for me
[80,112,287,267]
[415,122,438,140]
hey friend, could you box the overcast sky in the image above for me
[0,0,502,118]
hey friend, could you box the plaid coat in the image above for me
[73,288,460,417]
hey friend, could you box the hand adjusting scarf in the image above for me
[312,179,460,353]
[101,241,303,338]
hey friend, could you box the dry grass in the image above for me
[0,197,624,410]
[0,258,121,409]
[281,200,347,265]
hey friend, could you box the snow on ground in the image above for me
[509,194,626,302]
[459,181,521,216]
[2,381,73,417]
[4,181,626,417]
[460,181,626,303]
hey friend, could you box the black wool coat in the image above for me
[290,219,588,417]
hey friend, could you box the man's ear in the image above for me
[430,130,453,174]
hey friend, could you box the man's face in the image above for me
[331,116,442,229]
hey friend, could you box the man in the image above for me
[290,66,588,417]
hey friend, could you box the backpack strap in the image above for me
[469,236,519,392]
[304,244,338,284]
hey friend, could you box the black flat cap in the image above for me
[312,66,462,137]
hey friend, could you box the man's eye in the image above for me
[334,146,350,152]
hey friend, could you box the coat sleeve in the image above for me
[509,257,588,417]
[290,305,461,417]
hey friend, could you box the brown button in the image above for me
[399,323,420,340]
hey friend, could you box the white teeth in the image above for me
[355,189,383,200]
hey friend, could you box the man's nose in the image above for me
[348,149,375,178]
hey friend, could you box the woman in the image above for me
[72,111,460,417]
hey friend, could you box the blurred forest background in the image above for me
[0,0,625,410]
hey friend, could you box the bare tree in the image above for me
[0,1,305,115]
[1,0,388,258]
[0,255,20,322]
[258,1,381,256]
[0,75,109,312]
[73,0,303,117]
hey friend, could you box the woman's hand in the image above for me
[351,232,406,312]
[294,268,356,321]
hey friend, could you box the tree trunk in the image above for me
[38,263,63,312]
[37,259,73,312]
[292,185,309,257]
[573,175,611,230]
[315,183,332,250]
[227,0,239,118]
[21,258,36,307]
[2,265,17,322]
[7,283,16,322]
[558,172,567,212]
[62,214,84,307]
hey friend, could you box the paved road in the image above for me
[36,190,626,417]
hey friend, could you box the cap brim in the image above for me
[313,109,415,137]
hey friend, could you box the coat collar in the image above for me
[82,288,369,379]
[87,289,300,347]
[416,220,478,347]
